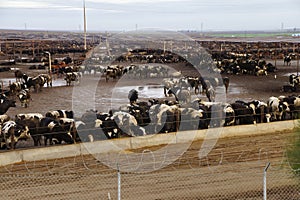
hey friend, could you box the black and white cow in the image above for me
[148,104,180,134]
[65,72,81,86]
[223,103,235,126]
[267,96,290,121]
[17,89,31,108]
[162,78,179,97]
[38,74,52,87]
[15,113,44,146]
[9,81,27,95]
[247,100,271,123]
[22,74,45,92]
[39,117,76,146]
[0,120,30,149]
[111,111,146,137]
[128,89,139,104]
[284,56,292,66]
[45,110,74,119]
[105,65,123,82]
[281,95,300,119]
[94,112,120,139]
[289,74,300,87]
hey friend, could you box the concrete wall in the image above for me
[0,120,298,167]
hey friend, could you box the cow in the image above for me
[9,81,27,95]
[148,104,180,134]
[281,96,300,119]
[0,98,16,115]
[17,89,31,108]
[15,113,44,146]
[94,112,120,139]
[65,72,80,86]
[75,110,106,142]
[128,89,139,104]
[0,114,10,124]
[45,110,74,119]
[179,107,203,131]
[223,77,230,93]
[22,74,45,92]
[0,121,30,150]
[247,100,271,123]
[223,103,235,126]
[162,78,179,97]
[167,86,191,104]
[40,117,76,146]
[105,65,123,82]
[231,101,256,125]
[206,85,216,102]
[14,70,26,82]
[284,56,292,66]
[289,74,300,87]
[38,74,52,87]
[57,118,80,143]
[111,111,146,137]
[256,69,267,76]
[267,96,290,121]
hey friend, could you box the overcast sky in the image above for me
[0,0,299,32]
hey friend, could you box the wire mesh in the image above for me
[0,129,299,199]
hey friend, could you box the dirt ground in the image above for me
[0,56,299,199]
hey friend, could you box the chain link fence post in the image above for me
[117,163,121,200]
[263,162,270,200]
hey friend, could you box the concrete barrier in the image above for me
[80,137,131,155]
[0,120,299,166]
[0,150,22,166]
[22,144,81,162]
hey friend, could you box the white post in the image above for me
[117,164,121,200]
[263,162,270,200]
[45,51,52,77]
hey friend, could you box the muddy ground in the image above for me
[0,59,298,118]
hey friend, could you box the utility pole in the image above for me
[83,0,87,51]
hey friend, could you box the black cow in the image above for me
[14,70,26,82]
[128,89,138,104]
[0,98,16,115]
[231,102,256,125]
[223,77,230,93]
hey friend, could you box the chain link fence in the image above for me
[0,130,299,199]
[0,162,299,200]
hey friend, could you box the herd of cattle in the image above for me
[0,51,297,151]
[0,69,81,109]
[1,86,300,150]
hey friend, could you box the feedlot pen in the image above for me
[0,131,299,200]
